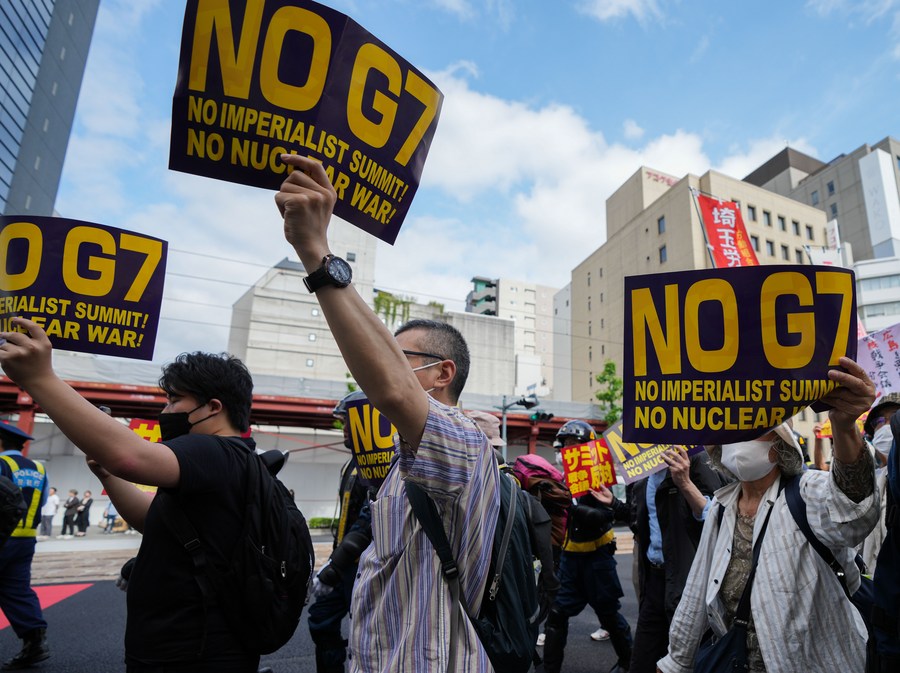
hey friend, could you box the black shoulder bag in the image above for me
[694,494,777,673]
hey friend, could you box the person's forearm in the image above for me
[676,480,709,519]
[813,437,829,471]
[98,475,154,532]
[294,256,428,446]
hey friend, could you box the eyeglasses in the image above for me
[402,349,446,361]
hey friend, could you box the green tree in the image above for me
[594,360,623,424]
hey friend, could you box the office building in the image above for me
[745,137,900,263]
[1,0,100,215]
[466,276,558,396]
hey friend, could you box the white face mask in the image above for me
[411,359,441,394]
[872,424,894,458]
[720,440,776,482]
[555,451,562,467]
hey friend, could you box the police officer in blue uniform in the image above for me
[0,420,50,670]
[542,420,632,673]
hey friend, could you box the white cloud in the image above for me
[577,0,664,24]
[431,0,476,19]
[623,119,645,140]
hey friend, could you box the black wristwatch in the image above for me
[303,254,352,293]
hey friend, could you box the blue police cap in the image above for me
[0,420,34,445]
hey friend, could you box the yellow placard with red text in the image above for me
[125,419,160,494]
[559,439,617,498]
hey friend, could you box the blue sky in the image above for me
[54,0,900,363]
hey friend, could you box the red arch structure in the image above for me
[0,376,602,456]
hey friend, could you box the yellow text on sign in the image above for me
[347,403,396,453]
[187,0,440,167]
[630,271,853,376]
[1,222,163,302]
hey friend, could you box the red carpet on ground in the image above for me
[0,584,93,630]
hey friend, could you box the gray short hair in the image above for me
[707,435,803,481]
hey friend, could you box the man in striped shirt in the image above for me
[276,155,501,672]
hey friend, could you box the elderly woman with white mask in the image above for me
[657,357,880,673]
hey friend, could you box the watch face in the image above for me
[327,257,352,285]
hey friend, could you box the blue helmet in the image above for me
[332,390,367,418]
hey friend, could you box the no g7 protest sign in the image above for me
[169,0,443,244]
[1,216,167,360]
[622,265,857,445]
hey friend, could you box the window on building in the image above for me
[589,373,593,388]
[811,190,819,206]
[587,297,591,310]
[781,244,789,261]
[587,272,591,286]
[827,181,835,196]
[796,249,804,264]
[588,321,591,336]
[346,252,356,262]
[747,205,757,221]
[599,267,603,277]
[42,118,49,132]
[751,234,760,251]
[68,12,74,25]
[763,211,772,227]
[601,345,605,356]
[600,292,604,302]
[792,220,800,236]
[308,333,317,342]
[33,155,40,170]
[659,245,667,263]
[806,225,814,240]
[601,318,604,329]
[59,47,66,61]
[51,82,57,96]
[766,240,775,256]
[588,347,592,362]
[24,195,31,210]
[306,358,314,367]
[658,215,666,234]
[830,203,838,218]
[778,216,786,231]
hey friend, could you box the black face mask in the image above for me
[158,403,212,442]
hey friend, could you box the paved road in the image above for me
[1,529,639,672]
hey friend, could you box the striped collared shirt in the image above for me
[350,398,500,673]
[658,467,879,673]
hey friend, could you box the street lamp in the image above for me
[496,394,539,460]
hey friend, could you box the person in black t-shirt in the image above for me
[0,320,258,673]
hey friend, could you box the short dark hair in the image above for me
[395,319,470,403]
[159,352,254,432]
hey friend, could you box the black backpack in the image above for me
[407,471,541,673]
[0,474,27,547]
[159,439,315,655]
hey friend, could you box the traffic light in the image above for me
[530,409,554,422]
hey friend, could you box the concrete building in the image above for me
[551,283,573,401]
[229,234,516,399]
[1,0,100,215]
[856,256,900,334]
[569,166,829,437]
[745,137,900,263]
[466,276,558,396]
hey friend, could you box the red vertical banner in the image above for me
[560,439,617,497]
[696,194,759,268]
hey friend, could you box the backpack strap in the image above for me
[405,481,469,673]
[783,474,853,600]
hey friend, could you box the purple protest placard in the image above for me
[169,0,443,244]
[603,419,704,484]
[344,395,396,489]
[623,265,857,445]
[1,216,167,360]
